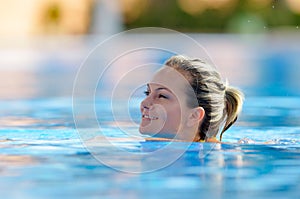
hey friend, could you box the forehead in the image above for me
[150,66,189,93]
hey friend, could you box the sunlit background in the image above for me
[1,0,300,36]
[0,0,300,36]
[0,0,299,110]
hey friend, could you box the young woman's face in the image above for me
[139,67,196,139]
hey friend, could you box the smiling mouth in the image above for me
[142,115,159,120]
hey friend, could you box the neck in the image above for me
[205,137,220,143]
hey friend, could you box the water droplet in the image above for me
[248,20,251,23]
[272,5,275,8]
[297,26,299,29]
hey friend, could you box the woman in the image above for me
[139,55,244,142]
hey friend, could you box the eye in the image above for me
[144,90,150,96]
[158,94,168,99]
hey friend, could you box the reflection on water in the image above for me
[0,116,71,129]
[240,96,300,127]
[0,154,37,167]
[0,97,299,198]
[0,98,75,129]
[0,128,300,198]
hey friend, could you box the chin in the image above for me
[139,127,151,135]
[139,126,157,136]
[139,127,176,139]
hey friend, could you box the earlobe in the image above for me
[187,107,205,127]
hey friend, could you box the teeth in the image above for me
[143,115,158,120]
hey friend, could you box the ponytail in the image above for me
[220,86,244,141]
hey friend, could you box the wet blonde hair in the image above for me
[165,55,244,141]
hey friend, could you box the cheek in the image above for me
[164,104,182,124]
[153,104,167,119]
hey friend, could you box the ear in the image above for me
[186,107,205,127]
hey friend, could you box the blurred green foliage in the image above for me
[124,0,300,33]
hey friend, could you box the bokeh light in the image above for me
[246,0,272,10]
[286,0,300,14]
[177,0,236,15]
[177,0,207,15]
[120,0,148,23]
[0,0,91,36]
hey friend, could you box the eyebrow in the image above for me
[147,84,172,93]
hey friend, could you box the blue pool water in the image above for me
[1,34,300,199]
[1,96,300,199]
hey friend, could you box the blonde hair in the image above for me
[165,55,244,141]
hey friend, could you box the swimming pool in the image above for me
[1,34,300,198]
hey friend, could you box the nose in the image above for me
[140,95,152,110]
